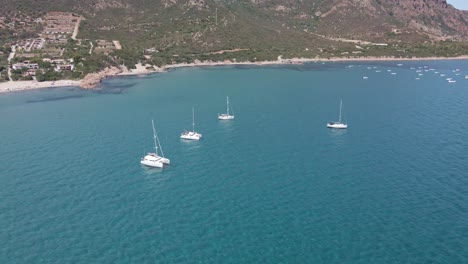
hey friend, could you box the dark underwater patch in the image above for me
[26,94,85,103]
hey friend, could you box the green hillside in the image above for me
[0,0,467,73]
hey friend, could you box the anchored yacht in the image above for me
[181,107,202,140]
[327,99,348,129]
[218,96,235,120]
[141,120,170,168]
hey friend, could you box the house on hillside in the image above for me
[12,62,39,70]
[55,64,74,72]
[23,68,37,77]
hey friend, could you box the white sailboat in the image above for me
[327,99,348,129]
[181,107,202,140]
[141,120,170,168]
[218,96,235,120]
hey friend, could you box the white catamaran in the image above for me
[327,99,348,129]
[218,96,235,120]
[141,120,170,168]
[181,107,202,140]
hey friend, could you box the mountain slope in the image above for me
[298,0,468,41]
[0,0,466,58]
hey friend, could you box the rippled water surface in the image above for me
[1,61,468,263]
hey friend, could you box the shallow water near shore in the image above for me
[1,60,468,263]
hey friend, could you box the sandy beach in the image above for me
[117,63,167,76]
[160,55,468,70]
[0,80,81,94]
[1,55,467,94]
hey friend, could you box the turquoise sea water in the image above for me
[1,61,468,263]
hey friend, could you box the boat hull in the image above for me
[218,114,235,120]
[181,135,202,140]
[327,123,348,129]
[160,157,170,165]
[146,153,170,165]
[141,154,165,168]
[180,132,202,140]
[140,159,163,168]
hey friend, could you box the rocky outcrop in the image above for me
[80,67,122,89]
[390,0,467,38]
[315,0,467,41]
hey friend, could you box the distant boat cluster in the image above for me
[358,63,467,84]
[409,66,465,83]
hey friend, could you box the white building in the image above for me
[55,64,74,72]
[12,63,39,70]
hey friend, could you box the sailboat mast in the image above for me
[151,119,158,154]
[226,96,230,115]
[153,119,165,158]
[192,107,195,132]
[339,100,342,123]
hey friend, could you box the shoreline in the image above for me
[1,55,467,94]
[0,80,81,94]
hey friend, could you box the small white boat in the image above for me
[391,72,397,75]
[376,70,381,73]
[397,63,403,66]
[363,76,368,79]
[416,78,420,80]
[448,80,457,83]
[141,120,170,168]
[218,96,235,120]
[181,107,202,140]
[327,99,348,129]
[465,75,468,79]
[440,74,446,77]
